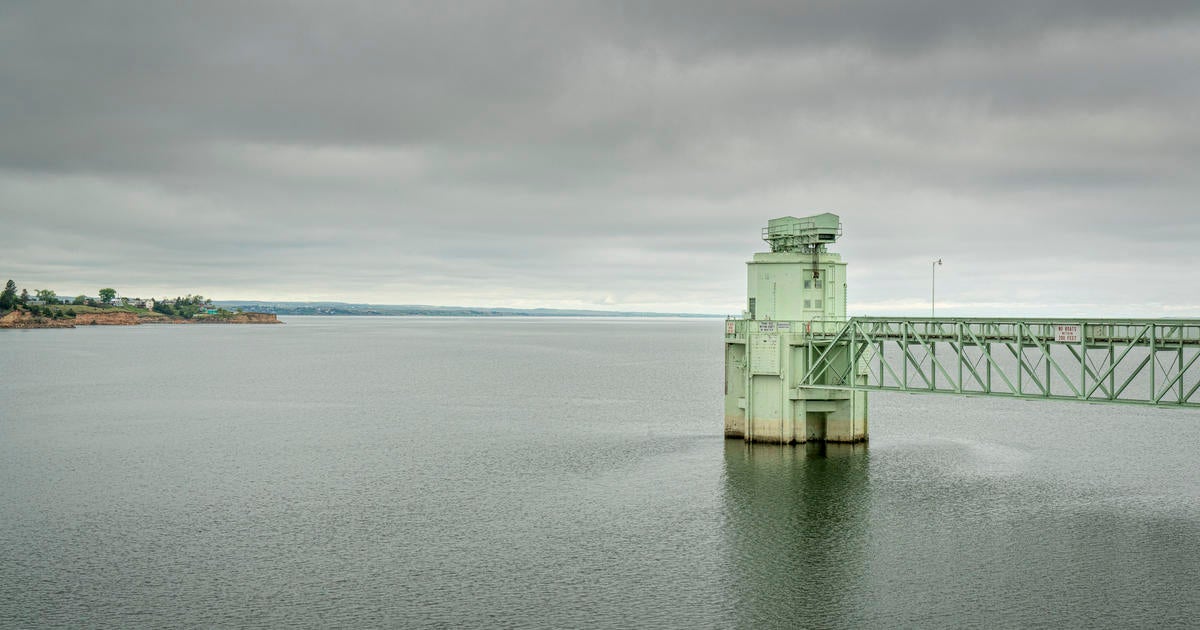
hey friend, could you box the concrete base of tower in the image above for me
[743,416,801,444]
[724,414,746,440]
[726,389,869,444]
[822,417,869,443]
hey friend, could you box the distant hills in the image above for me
[213,301,722,318]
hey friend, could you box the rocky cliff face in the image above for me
[233,312,280,323]
[192,312,281,324]
[75,311,141,325]
[0,310,75,328]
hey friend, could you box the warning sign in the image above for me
[726,321,736,335]
[1054,324,1081,343]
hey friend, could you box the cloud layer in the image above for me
[2,2,1198,315]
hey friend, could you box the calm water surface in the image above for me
[2,317,1197,628]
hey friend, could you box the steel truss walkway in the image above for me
[800,317,1200,408]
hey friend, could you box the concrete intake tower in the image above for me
[723,213,868,443]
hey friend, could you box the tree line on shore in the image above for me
[1,280,233,319]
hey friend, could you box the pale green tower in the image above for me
[724,213,868,443]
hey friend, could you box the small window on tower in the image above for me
[814,299,823,309]
[804,280,811,289]
[814,279,823,289]
[804,299,812,309]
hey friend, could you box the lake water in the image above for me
[2,317,1197,628]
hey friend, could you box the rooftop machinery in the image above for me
[724,214,1200,444]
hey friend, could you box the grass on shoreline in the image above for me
[43,304,170,318]
[43,304,147,314]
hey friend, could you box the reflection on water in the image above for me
[723,441,871,629]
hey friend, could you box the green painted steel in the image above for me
[724,317,1200,408]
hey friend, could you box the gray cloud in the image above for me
[1,1,1198,315]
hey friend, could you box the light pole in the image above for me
[931,258,943,317]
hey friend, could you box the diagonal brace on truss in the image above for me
[908,325,960,392]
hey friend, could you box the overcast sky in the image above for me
[2,2,1197,316]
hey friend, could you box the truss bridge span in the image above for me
[796,317,1200,408]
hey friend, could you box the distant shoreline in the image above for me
[214,302,724,318]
